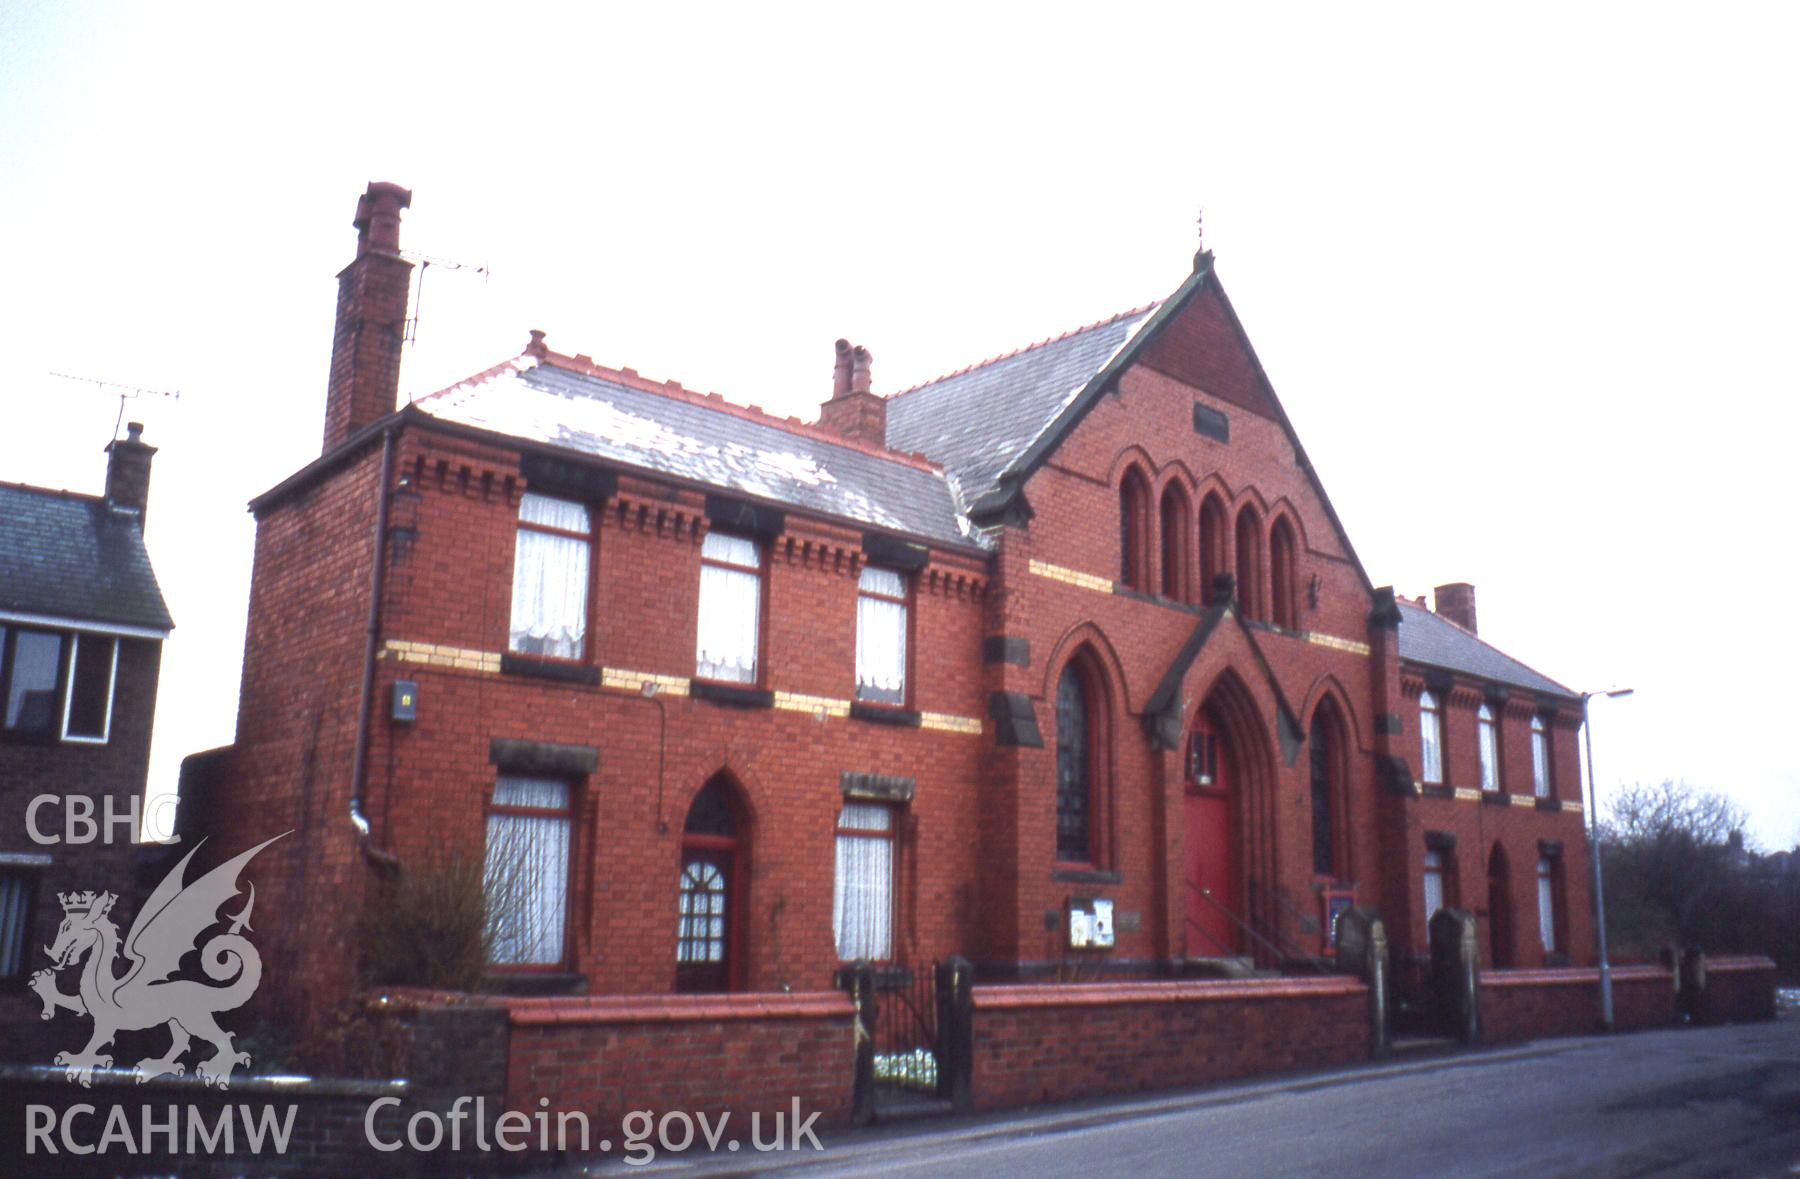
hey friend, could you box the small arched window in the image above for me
[1119,470,1151,590]
[1234,506,1263,619]
[1531,715,1551,798]
[1270,516,1298,629]
[1159,483,1191,602]
[1477,703,1499,792]
[1419,690,1443,785]
[1055,660,1099,864]
[1198,493,1228,606]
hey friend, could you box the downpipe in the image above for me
[349,426,401,874]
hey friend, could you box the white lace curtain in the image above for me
[855,567,906,704]
[833,803,894,961]
[484,776,570,966]
[696,533,760,683]
[1537,860,1557,952]
[1422,850,1445,929]
[508,494,590,659]
[1477,705,1498,791]
[1419,691,1442,784]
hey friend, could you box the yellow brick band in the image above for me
[1510,794,1537,808]
[1028,559,1115,595]
[383,640,501,672]
[1561,800,1585,814]
[773,691,851,718]
[1453,787,1483,802]
[602,668,692,697]
[1304,631,1372,656]
[920,712,983,735]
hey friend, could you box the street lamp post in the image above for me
[1583,686,1633,1031]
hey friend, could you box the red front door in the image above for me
[1184,725,1238,957]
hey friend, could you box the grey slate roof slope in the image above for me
[416,357,979,551]
[885,305,1158,509]
[1397,600,1574,699]
[0,483,173,633]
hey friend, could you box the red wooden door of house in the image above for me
[1184,726,1238,958]
[676,850,733,992]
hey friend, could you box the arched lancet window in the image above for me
[1198,493,1228,606]
[1270,516,1298,629]
[1119,469,1151,590]
[1055,659,1101,864]
[1477,703,1499,792]
[1159,483,1191,602]
[1234,506,1263,620]
[1419,690,1443,785]
[1308,703,1342,878]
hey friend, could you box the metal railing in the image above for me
[1185,880,1332,974]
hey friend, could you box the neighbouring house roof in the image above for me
[885,304,1160,513]
[0,483,173,634]
[414,355,982,552]
[1397,600,1574,699]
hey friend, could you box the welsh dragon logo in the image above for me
[29,834,285,1089]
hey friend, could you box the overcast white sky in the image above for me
[3,3,1795,848]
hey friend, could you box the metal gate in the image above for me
[870,964,938,1093]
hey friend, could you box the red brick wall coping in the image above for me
[973,976,1366,1010]
[1485,965,1672,988]
[1706,955,1778,974]
[503,991,852,1027]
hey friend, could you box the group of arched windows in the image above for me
[1417,689,1557,798]
[1119,468,1300,628]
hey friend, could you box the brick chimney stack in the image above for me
[104,421,156,523]
[322,181,414,453]
[818,339,888,448]
[1433,582,1478,634]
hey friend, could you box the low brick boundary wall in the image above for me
[1703,956,1778,1023]
[970,976,1369,1110]
[502,991,856,1133]
[1484,964,1677,1042]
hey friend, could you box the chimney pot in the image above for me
[851,345,873,395]
[527,329,548,357]
[1433,582,1478,634]
[832,339,853,398]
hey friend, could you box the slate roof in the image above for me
[0,483,173,633]
[1397,600,1574,699]
[885,305,1159,512]
[415,356,980,552]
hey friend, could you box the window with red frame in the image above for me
[483,775,572,968]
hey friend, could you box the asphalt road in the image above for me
[582,1017,1800,1179]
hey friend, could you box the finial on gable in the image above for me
[1194,206,1213,270]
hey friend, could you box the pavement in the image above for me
[543,1014,1800,1179]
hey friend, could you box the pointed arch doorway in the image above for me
[676,774,746,992]
[1183,707,1240,958]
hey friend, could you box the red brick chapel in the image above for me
[184,183,1594,1020]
